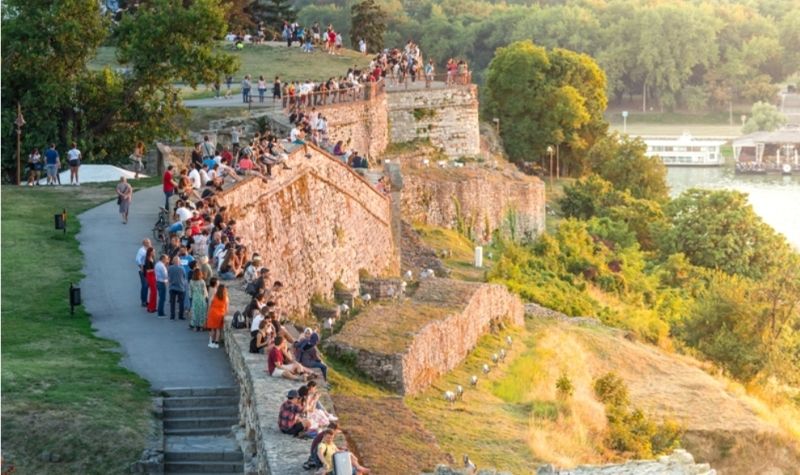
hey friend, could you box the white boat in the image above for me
[644,133,726,166]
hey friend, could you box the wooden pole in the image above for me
[556,143,560,180]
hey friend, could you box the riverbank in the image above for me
[1,183,153,474]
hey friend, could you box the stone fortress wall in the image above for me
[386,85,481,158]
[213,144,398,318]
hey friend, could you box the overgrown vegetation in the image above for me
[1,185,152,474]
[593,373,684,459]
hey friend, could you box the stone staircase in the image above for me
[162,387,244,474]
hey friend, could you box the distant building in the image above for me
[644,133,726,166]
[733,128,800,174]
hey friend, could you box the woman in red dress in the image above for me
[144,247,157,313]
[206,284,228,348]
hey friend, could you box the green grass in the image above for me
[90,43,371,99]
[1,184,153,474]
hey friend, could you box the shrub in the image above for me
[556,373,575,400]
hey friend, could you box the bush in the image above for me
[556,373,575,400]
[593,372,684,458]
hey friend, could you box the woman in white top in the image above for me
[258,76,267,103]
[67,142,81,185]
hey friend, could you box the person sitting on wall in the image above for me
[249,319,274,354]
[278,389,311,437]
[268,336,313,381]
[298,332,328,382]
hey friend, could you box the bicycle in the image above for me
[152,207,169,250]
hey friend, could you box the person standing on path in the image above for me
[241,75,252,104]
[163,165,176,211]
[135,238,152,307]
[205,284,228,348]
[144,247,157,313]
[67,142,82,185]
[116,176,133,224]
[189,269,208,331]
[44,143,60,185]
[273,76,282,103]
[168,256,188,320]
[130,141,145,179]
[155,254,169,317]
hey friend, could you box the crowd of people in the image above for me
[25,142,83,186]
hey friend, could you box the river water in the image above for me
[666,167,800,249]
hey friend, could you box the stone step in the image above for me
[164,461,244,473]
[161,386,239,398]
[164,450,243,463]
[164,427,233,437]
[164,417,239,431]
[163,396,240,409]
[164,406,239,419]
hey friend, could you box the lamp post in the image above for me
[546,145,554,188]
[15,103,26,186]
[622,110,628,134]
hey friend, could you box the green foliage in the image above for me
[350,0,387,54]
[1,0,236,172]
[742,101,788,133]
[555,373,575,400]
[587,134,669,203]
[262,0,296,30]
[484,40,607,174]
[594,372,684,458]
[412,108,437,121]
[659,189,791,280]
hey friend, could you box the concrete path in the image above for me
[78,185,234,390]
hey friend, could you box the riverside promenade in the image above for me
[78,185,234,389]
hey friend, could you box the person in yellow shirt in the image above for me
[316,430,337,475]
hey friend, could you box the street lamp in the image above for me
[622,110,628,134]
[15,103,25,185]
[546,145,554,188]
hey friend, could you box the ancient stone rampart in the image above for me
[400,159,546,241]
[386,85,481,158]
[314,84,389,160]
[325,278,524,395]
[214,145,398,318]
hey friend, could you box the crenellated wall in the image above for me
[386,85,481,158]
[214,145,398,318]
[324,278,524,395]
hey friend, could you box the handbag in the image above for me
[117,195,122,205]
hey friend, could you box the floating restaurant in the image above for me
[644,133,726,167]
[733,128,800,174]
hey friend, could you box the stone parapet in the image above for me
[213,145,398,319]
[314,84,389,160]
[325,278,524,395]
[222,315,313,475]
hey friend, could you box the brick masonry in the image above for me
[314,84,389,160]
[386,85,481,158]
[213,145,398,319]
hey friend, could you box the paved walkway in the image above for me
[78,185,234,390]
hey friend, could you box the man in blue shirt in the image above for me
[44,143,60,185]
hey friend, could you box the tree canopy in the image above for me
[742,101,788,133]
[350,0,387,54]
[1,0,236,170]
[484,40,607,170]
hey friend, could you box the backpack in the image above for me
[332,451,352,475]
[244,281,258,296]
[231,310,246,329]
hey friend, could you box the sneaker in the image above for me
[211,343,220,349]
[157,315,167,319]
[208,342,215,348]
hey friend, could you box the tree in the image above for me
[262,0,295,31]
[742,101,787,133]
[587,133,669,203]
[659,189,791,280]
[484,40,606,170]
[350,0,387,54]
[1,0,237,170]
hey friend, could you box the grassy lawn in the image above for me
[605,110,744,137]
[1,183,153,474]
[91,43,371,100]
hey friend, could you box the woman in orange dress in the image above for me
[206,285,228,349]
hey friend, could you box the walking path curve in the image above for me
[78,185,234,390]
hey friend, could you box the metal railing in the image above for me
[242,81,386,110]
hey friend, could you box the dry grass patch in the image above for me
[332,396,446,475]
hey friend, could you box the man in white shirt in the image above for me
[135,238,152,307]
[188,167,202,189]
[154,254,170,317]
[67,142,82,185]
[199,165,210,186]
